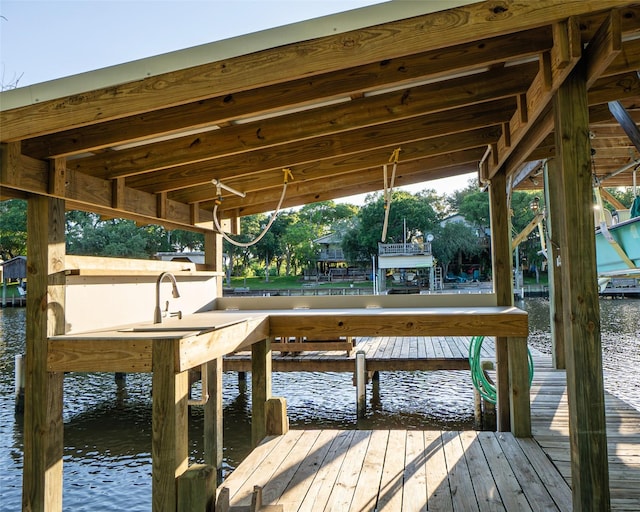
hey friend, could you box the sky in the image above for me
[0,0,476,198]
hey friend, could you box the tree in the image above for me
[167,229,204,252]
[446,178,481,212]
[0,199,27,260]
[458,190,490,229]
[432,221,483,277]
[65,211,166,258]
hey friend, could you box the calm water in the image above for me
[1,298,638,511]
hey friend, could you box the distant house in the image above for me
[1,256,27,304]
[1,255,27,282]
[440,214,490,247]
[311,233,368,281]
[313,233,346,275]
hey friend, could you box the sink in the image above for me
[117,316,251,334]
[118,326,214,333]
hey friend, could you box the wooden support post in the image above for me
[204,230,223,297]
[473,387,482,429]
[14,353,25,414]
[489,170,514,432]
[251,338,272,447]
[508,337,531,437]
[177,463,216,512]
[266,397,289,435]
[152,340,189,512]
[204,358,223,476]
[355,351,366,418]
[544,158,566,369]
[553,60,610,511]
[22,195,65,512]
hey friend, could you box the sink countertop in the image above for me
[50,310,264,340]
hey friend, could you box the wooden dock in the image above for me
[220,339,640,511]
[224,335,493,372]
[530,365,640,511]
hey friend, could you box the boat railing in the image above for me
[378,242,432,255]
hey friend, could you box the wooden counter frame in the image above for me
[45,288,531,510]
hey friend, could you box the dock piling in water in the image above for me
[14,354,24,414]
[355,351,366,418]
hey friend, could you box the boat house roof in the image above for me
[2,1,639,231]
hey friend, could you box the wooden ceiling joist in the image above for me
[2,1,640,228]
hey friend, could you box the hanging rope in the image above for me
[381,147,401,242]
[212,169,293,248]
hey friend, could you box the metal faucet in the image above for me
[154,272,181,324]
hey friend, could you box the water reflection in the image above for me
[1,297,638,510]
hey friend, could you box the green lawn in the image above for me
[226,275,373,291]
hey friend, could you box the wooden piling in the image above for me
[266,397,289,436]
[356,351,366,418]
[177,463,216,512]
[14,354,24,414]
[251,338,272,447]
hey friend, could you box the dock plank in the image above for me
[402,430,428,512]
[377,430,407,512]
[458,431,503,512]
[424,430,454,511]
[442,430,480,512]
[349,430,389,512]
[219,339,640,511]
[297,430,355,512]
[496,432,565,512]
[515,438,572,512]
[276,430,340,512]
[477,432,532,512]
[323,429,371,512]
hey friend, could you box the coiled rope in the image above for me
[468,335,534,404]
[212,169,293,248]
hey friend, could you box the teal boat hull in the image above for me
[595,217,640,274]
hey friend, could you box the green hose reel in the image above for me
[469,335,534,405]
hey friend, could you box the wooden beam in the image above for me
[177,464,216,512]
[126,100,514,193]
[3,150,214,230]
[251,338,272,448]
[6,0,617,140]
[584,8,622,89]
[204,358,223,472]
[599,186,628,210]
[488,18,582,179]
[222,164,479,217]
[213,149,486,215]
[112,177,126,210]
[553,60,610,511]
[508,337,531,437]
[503,9,626,183]
[48,157,67,197]
[543,158,566,369]
[152,339,189,512]
[19,28,553,158]
[488,170,513,433]
[71,65,534,178]
[22,195,65,512]
[608,100,640,151]
[170,137,492,206]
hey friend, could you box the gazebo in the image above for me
[2,1,639,510]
